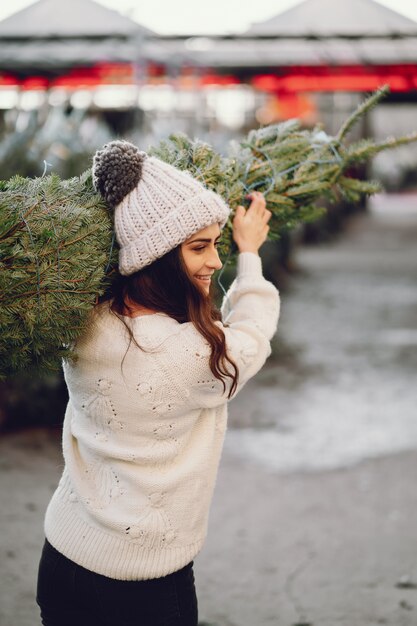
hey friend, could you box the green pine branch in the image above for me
[336,85,389,142]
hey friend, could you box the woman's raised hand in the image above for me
[232,191,272,254]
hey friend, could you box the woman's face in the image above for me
[180,223,223,294]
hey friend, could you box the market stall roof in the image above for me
[0,0,154,75]
[2,0,416,80]
[0,0,153,38]
[246,0,417,38]
[142,0,417,70]
[142,35,417,68]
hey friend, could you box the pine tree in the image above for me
[1,86,416,379]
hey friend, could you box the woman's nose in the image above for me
[207,248,222,270]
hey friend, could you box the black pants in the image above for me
[36,540,198,626]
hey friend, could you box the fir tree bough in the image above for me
[0,172,116,378]
[1,86,416,379]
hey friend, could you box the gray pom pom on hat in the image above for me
[92,140,146,209]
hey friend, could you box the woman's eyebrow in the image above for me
[187,235,222,244]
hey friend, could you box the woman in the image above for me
[37,140,280,626]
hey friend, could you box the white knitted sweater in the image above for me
[44,252,280,580]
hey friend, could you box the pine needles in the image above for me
[0,172,115,378]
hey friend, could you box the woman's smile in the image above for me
[194,273,214,292]
[195,273,213,282]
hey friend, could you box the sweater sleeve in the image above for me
[158,252,280,409]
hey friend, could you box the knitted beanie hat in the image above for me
[92,140,230,275]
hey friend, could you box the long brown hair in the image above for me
[105,246,238,398]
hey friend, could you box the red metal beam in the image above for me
[251,65,417,93]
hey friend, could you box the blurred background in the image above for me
[1,1,417,625]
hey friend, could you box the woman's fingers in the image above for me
[232,194,271,253]
[263,209,272,223]
[240,193,271,223]
[247,191,267,215]
[234,205,246,220]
